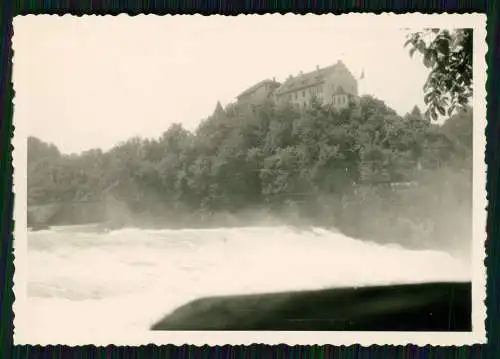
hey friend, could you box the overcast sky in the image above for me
[13,15,432,154]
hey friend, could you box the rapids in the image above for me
[23,225,470,343]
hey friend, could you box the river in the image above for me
[24,225,470,343]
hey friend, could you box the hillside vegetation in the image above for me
[28,96,473,252]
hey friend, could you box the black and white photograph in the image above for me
[12,13,487,345]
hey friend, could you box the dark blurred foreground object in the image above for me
[151,282,471,331]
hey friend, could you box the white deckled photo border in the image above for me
[11,12,488,346]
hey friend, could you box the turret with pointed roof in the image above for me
[410,105,423,119]
[212,101,226,118]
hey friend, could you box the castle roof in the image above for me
[275,60,354,96]
[237,79,281,99]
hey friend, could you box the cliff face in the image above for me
[27,191,135,228]
[28,203,62,226]
[27,202,107,227]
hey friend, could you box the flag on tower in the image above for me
[360,69,365,80]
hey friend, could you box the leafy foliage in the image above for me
[405,29,473,120]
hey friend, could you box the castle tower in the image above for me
[331,86,350,110]
[212,101,225,118]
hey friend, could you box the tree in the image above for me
[27,92,473,246]
[441,107,473,151]
[405,29,473,120]
[28,136,61,164]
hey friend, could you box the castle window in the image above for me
[303,91,306,98]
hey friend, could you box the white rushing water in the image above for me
[23,225,470,343]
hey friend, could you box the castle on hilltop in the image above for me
[234,60,359,111]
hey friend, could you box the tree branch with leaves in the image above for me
[405,28,473,121]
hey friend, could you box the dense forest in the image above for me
[28,94,473,251]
